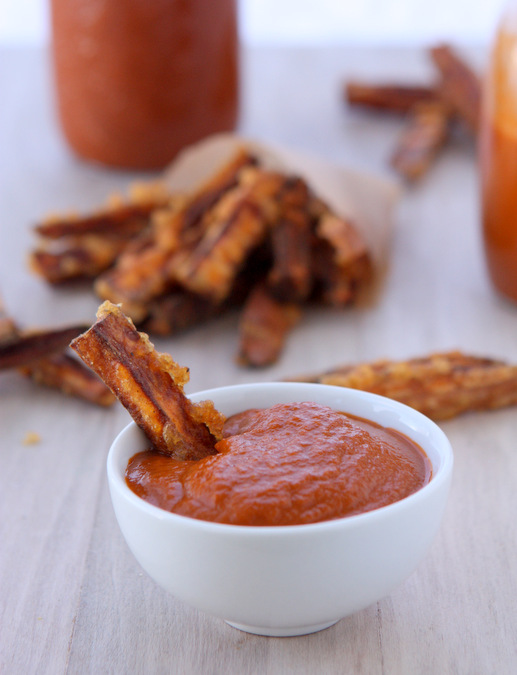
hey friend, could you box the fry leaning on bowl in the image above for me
[71,302,453,637]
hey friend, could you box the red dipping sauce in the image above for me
[126,402,431,526]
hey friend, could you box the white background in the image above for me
[0,0,507,47]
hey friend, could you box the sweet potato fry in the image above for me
[0,298,114,405]
[160,148,258,248]
[141,290,223,336]
[430,44,481,133]
[30,235,137,284]
[237,283,301,368]
[172,171,287,303]
[34,202,161,240]
[313,212,372,305]
[30,198,168,283]
[267,177,313,302]
[70,302,225,459]
[141,250,268,336]
[93,230,176,322]
[0,324,89,370]
[21,354,116,406]
[288,351,517,420]
[390,101,450,182]
[345,82,439,113]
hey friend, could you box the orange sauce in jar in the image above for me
[50,0,239,170]
[480,22,517,301]
[126,402,432,527]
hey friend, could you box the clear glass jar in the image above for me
[50,0,239,170]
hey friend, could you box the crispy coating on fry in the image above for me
[345,82,439,113]
[34,202,161,239]
[141,253,267,336]
[141,291,223,336]
[0,299,113,405]
[30,235,136,284]
[430,44,480,133]
[313,212,372,305]
[94,150,258,317]
[156,149,257,250]
[0,324,89,370]
[288,351,517,420]
[267,177,313,302]
[30,200,164,283]
[165,148,258,246]
[70,302,224,459]
[172,171,286,302]
[94,230,176,322]
[237,283,301,368]
[390,101,450,182]
[21,354,116,406]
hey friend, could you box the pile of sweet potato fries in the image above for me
[29,148,372,368]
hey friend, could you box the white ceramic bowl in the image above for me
[107,382,453,637]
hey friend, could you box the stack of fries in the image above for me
[30,149,373,367]
[345,44,481,182]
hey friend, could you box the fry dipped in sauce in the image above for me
[70,301,224,460]
[72,303,430,526]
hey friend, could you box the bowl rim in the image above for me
[107,382,453,536]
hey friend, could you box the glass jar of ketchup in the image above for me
[50,0,239,170]
[480,3,517,301]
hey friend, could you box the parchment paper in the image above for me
[163,133,401,278]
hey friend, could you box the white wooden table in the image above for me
[1,45,516,674]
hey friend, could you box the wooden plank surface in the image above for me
[1,45,517,674]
